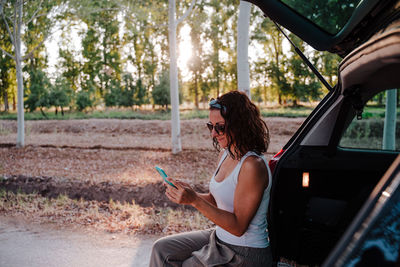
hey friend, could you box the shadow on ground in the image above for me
[0,175,207,209]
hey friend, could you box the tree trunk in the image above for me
[40,107,48,118]
[194,73,199,109]
[12,92,16,110]
[16,0,24,147]
[237,1,251,98]
[2,89,9,112]
[169,0,182,154]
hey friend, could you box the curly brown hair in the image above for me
[210,91,269,159]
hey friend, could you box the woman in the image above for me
[149,91,272,267]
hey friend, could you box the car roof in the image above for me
[247,0,398,57]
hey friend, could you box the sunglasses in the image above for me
[206,122,225,135]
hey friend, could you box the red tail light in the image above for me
[268,149,285,174]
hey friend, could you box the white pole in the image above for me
[383,89,397,150]
[169,0,182,154]
[16,0,24,147]
[237,1,251,98]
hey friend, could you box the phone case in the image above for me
[155,166,177,188]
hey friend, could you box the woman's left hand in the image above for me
[164,178,197,205]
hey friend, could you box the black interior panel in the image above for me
[269,146,397,265]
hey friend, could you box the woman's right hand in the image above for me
[164,178,198,206]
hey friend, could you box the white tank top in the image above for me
[209,150,271,248]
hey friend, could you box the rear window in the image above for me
[280,0,361,35]
[340,89,400,151]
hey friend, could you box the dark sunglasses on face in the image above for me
[206,122,225,135]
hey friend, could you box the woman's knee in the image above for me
[152,237,168,255]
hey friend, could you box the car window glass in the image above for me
[340,89,400,151]
[339,174,400,266]
[280,0,361,35]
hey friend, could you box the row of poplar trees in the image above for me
[0,0,341,114]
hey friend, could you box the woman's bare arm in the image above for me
[166,156,268,236]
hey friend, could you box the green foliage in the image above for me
[81,27,102,95]
[59,48,81,92]
[25,69,52,113]
[104,80,122,107]
[103,76,149,108]
[49,77,73,115]
[135,78,147,107]
[75,90,93,112]
[343,119,384,139]
[117,73,135,108]
[340,117,400,150]
[152,72,170,108]
[282,0,358,35]
[0,16,15,112]
[285,34,323,106]
[2,0,343,111]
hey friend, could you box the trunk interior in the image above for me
[269,146,397,265]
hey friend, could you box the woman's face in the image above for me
[209,109,228,148]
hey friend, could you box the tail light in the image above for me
[268,149,285,174]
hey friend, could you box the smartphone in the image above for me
[155,166,178,189]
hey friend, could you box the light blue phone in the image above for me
[155,166,177,189]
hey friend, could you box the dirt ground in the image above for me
[0,117,304,234]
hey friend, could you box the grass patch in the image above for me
[0,106,313,121]
[0,124,11,135]
[261,106,313,117]
[0,109,173,121]
[0,191,214,235]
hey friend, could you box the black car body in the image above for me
[246,0,400,265]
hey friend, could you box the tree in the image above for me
[75,90,93,112]
[0,0,61,147]
[135,78,147,107]
[205,0,223,97]
[186,2,207,109]
[169,0,196,154]
[49,76,73,115]
[72,0,122,102]
[104,80,121,107]
[237,1,251,97]
[25,69,51,117]
[152,71,170,109]
[283,0,356,36]
[286,33,321,106]
[0,32,13,112]
[317,50,340,89]
[59,46,81,92]
[81,26,102,98]
[251,11,289,105]
[221,0,239,93]
[118,73,135,108]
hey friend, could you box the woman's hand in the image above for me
[164,178,198,205]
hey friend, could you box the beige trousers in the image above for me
[149,229,272,267]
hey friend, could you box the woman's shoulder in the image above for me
[238,155,269,188]
[242,154,266,170]
[241,154,268,179]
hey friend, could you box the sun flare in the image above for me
[178,24,193,81]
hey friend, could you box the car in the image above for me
[323,154,400,266]
[246,0,400,265]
